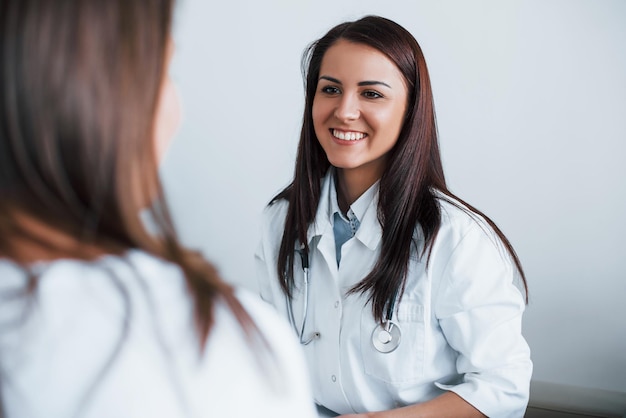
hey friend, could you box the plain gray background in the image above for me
[161,0,626,409]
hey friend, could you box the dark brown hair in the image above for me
[272,15,527,323]
[0,0,251,347]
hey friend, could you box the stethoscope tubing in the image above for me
[287,247,319,345]
[287,247,401,351]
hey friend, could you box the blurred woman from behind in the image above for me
[0,1,316,417]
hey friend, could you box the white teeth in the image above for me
[332,129,366,141]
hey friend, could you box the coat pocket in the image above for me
[360,302,426,384]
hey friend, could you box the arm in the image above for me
[432,220,532,417]
[339,392,485,418]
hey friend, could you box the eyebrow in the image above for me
[319,75,392,89]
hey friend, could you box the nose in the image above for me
[334,93,360,122]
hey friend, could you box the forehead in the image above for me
[319,39,404,84]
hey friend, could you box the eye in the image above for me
[320,85,341,95]
[363,90,383,99]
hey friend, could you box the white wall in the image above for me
[161,0,626,412]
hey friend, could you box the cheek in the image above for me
[154,78,182,162]
[380,104,407,138]
[312,99,325,136]
[312,97,335,138]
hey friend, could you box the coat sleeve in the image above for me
[255,238,275,306]
[432,220,532,418]
[254,202,287,307]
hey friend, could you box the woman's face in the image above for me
[312,40,408,181]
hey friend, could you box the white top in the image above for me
[0,250,317,418]
[256,170,533,418]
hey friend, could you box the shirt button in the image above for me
[331,375,337,382]
[334,301,339,308]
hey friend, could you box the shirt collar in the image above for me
[305,168,382,251]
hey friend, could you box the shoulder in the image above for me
[434,193,501,248]
[263,197,289,223]
[436,193,482,228]
[64,251,188,302]
[203,288,316,417]
[429,193,519,284]
[259,198,290,246]
[0,251,189,327]
[261,170,331,228]
[429,194,526,301]
[0,250,184,286]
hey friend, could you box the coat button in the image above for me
[331,375,337,382]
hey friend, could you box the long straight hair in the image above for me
[273,15,527,323]
[0,0,252,348]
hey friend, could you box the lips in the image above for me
[331,129,367,141]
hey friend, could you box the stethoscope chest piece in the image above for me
[372,321,401,353]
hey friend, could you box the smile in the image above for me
[331,129,367,141]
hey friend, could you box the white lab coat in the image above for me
[0,250,317,418]
[256,171,532,417]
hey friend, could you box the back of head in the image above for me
[0,0,174,257]
[0,0,244,347]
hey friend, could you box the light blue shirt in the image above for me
[328,172,378,266]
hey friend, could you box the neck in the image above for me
[335,165,382,213]
[2,210,111,264]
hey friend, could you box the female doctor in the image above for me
[256,15,532,418]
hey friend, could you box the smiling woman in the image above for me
[256,15,533,418]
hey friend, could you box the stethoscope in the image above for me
[286,247,320,345]
[286,246,402,353]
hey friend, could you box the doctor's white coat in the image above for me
[256,172,532,417]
